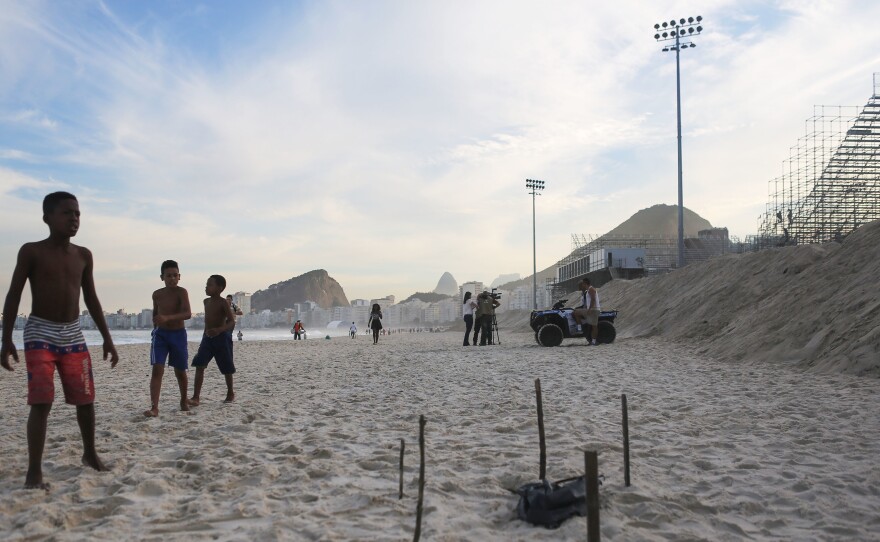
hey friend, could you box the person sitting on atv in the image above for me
[572,278,601,345]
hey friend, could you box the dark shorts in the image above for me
[192,333,235,374]
[151,328,189,371]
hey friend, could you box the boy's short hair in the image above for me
[210,274,227,291]
[43,192,78,215]
[161,260,179,273]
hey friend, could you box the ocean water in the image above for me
[8,327,355,346]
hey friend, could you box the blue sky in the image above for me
[2,0,880,313]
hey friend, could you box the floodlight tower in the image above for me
[653,16,703,267]
[526,179,545,310]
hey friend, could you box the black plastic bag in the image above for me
[516,476,598,529]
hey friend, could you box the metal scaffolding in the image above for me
[756,73,880,247]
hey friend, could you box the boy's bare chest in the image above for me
[32,251,85,285]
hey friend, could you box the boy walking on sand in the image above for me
[144,260,192,417]
[1,192,119,490]
[189,275,237,405]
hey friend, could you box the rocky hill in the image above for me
[605,204,712,237]
[498,204,712,291]
[251,269,349,311]
[432,272,459,296]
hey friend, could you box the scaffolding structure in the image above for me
[756,73,880,247]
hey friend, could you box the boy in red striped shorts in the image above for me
[1,192,119,490]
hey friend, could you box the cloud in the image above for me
[1,1,879,311]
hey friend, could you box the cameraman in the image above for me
[476,291,500,346]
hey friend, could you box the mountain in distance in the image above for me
[251,269,349,311]
[605,204,712,237]
[432,271,459,296]
[497,204,713,291]
[490,273,520,289]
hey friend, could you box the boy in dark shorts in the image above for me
[144,260,192,417]
[189,275,236,405]
[1,192,119,490]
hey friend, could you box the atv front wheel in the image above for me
[537,323,564,347]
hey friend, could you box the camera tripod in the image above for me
[491,314,500,345]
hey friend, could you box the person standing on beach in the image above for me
[0,192,119,490]
[349,322,357,338]
[477,292,500,346]
[462,291,477,346]
[189,275,237,405]
[225,294,243,350]
[368,304,383,344]
[573,277,601,345]
[293,319,304,340]
[144,260,192,417]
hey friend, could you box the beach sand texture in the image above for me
[1,332,879,541]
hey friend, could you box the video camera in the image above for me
[490,288,501,300]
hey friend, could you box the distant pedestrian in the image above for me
[292,320,304,340]
[368,304,383,344]
[349,322,357,338]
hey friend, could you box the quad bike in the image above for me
[529,300,618,347]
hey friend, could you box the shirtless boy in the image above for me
[189,275,236,405]
[144,260,192,417]
[1,192,119,490]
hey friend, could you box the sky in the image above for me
[1,0,879,314]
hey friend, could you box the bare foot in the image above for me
[82,453,109,472]
[24,469,50,491]
[143,407,159,417]
[224,393,235,403]
[180,400,190,412]
[187,398,200,406]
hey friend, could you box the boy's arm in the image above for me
[1,245,33,371]
[80,248,119,368]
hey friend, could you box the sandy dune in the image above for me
[2,332,878,540]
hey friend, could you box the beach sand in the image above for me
[2,333,878,540]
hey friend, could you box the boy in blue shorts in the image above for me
[144,260,192,417]
[1,192,118,489]
[189,275,236,405]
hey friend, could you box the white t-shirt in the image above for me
[350,324,357,332]
[462,299,477,317]
[582,288,601,311]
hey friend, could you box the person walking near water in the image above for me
[368,304,383,344]
[462,291,477,346]
[292,320,304,340]
[144,259,192,417]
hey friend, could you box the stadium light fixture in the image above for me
[526,179,546,310]
[653,15,704,268]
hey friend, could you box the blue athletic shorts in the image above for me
[192,333,235,375]
[151,328,189,371]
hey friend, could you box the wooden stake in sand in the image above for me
[584,450,601,542]
[413,415,426,542]
[535,378,547,481]
[621,394,631,487]
[399,438,405,500]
